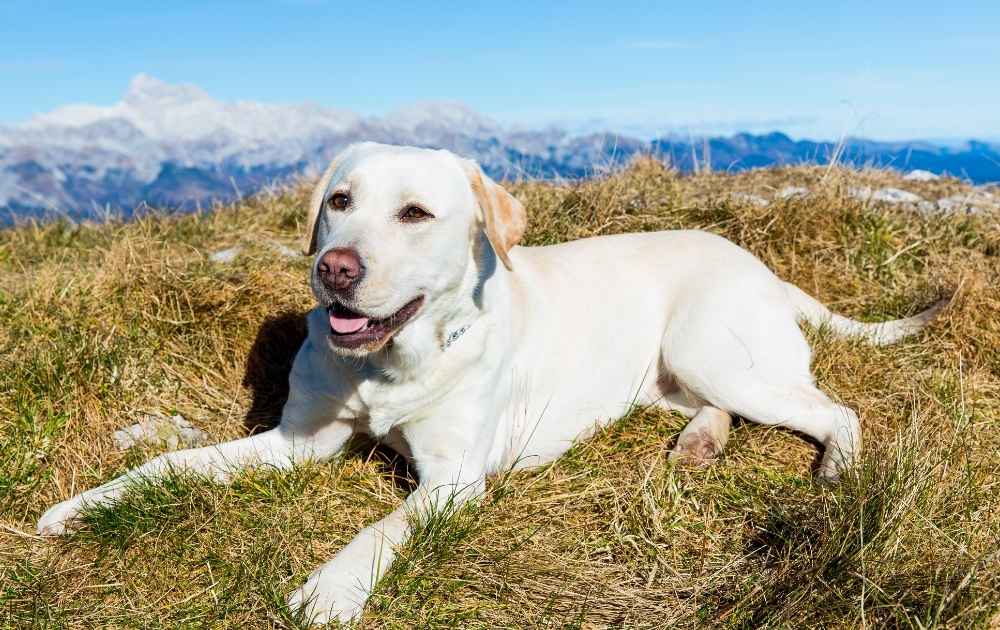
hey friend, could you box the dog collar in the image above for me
[442,323,472,351]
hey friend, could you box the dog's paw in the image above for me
[36,498,85,536]
[816,454,848,484]
[669,430,723,466]
[815,442,855,484]
[287,566,370,626]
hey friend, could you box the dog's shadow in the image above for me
[241,311,416,491]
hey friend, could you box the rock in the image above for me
[212,242,299,261]
[849,186,924,205]
[849,187,870,202]
[848,186,872,201]
[936,191,996,214]
[778,186,809,200]
[936,197,963,212]
[916,200,938,214]
[903,169,940,182]
[730,192,770,207]
[113,414,209,451]
[872,187,924,204]
[268,240,300,258]
[209,246,242,263]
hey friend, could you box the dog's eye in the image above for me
[327,192,350,210]
[400,205,434,222]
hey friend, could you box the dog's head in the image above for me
[303,143,526,357]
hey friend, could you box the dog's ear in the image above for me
[461,160,526,271]
[302,156,343,256]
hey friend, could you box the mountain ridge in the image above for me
[3,75,999,223]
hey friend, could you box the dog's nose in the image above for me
[318,248,365,292]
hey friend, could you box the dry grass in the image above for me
[1,161,999,628]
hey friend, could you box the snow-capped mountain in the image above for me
[2,74,999,223]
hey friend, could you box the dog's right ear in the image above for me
[302,156,343,256]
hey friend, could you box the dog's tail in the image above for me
[784,282,947,346]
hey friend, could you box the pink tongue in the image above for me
[330,312,370,334]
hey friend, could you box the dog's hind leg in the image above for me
[664,297,860,481]
[643,366,732,465]
[715,381,860,481]
[669,406,731,465]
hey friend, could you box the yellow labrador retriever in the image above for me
[38,142,942,623]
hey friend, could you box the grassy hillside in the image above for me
[1,161,998,628]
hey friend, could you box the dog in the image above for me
[37,142,943,624]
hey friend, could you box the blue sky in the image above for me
[1,1,998,140]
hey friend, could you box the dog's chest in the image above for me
[354,378,443,438]
[348,330,493,439]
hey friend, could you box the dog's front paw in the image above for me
[287,565,371,626]
[36,497,85,536]
[816,452,849,484]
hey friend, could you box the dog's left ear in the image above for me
[302,156,342,256]
[461,160,527,271]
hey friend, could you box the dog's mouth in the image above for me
[326,296,424,350]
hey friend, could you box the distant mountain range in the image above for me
[2,74,999,223]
